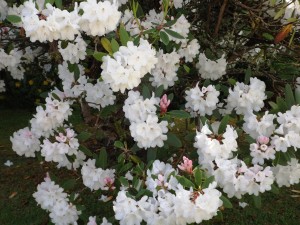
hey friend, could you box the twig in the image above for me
[214,0,229,36]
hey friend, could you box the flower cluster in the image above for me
[79,0,121,36]
[150,50,181,89]
[226,78,267,115]
[101,39,157,93]
[272,158,300,187]
[0,79,5,92]
[123,91,168,149]
[196,54,227,80]
[185,83,220,117]
[58,36,87,64]
[33,175,81,225]
[41,128,86,169]
[114,160,223,225]
[0,48,24,80]
[81,159,115,191]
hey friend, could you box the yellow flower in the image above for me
[15,82,21,88]
[28,80,34,85]
[43,80,49,85]
[35,98,40,103]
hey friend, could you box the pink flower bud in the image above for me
[178,156,193,174]
[257,136,269,145]
[160,94,170,115]
[55,133,67,143]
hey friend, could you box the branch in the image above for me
[214,0,229,36]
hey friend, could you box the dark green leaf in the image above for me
[253,195,262,208]
[168,110,191,119]
[160,31,170,45]
[111,38,120,53]
[166,133,182,148]
[218,115,230,134]
[114,141,124,149]
[202,175,214,188]
[155,85,165,97]
[262,32,274,41]
[177,176,195,188]
[285,84,296,109]
[77,131,92,142]
[142,85,151,99]
[119,176,129,187]
[55,0,63,9]
[164,28,185,39]
[147,148,157,162]
[271,184,279,194]
[119,162,133,174]
[119,23,130,46]
[78,145,94,157]
[101,37,113,55]
[220,195,233,208]
[97,149,107,169]
[244,67,252,84]
[61,179,76,190]
[93,51,107,62]
[194,167,203,187]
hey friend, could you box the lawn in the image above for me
[0,109,299,225]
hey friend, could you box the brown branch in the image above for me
[234,0,261,12]
[214,0,229,36]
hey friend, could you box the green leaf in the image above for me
[114,141,124,149]
[160,31,170,45]
[78,145,94,157]
[101,37,113,55]
[271,184,280,194]
[166,133,182,148]
[244,67,252,84]
[193,167,203,187]
[129,155,142,164]
[253,195,262,208]
[202,176,214,188]
[295,90,300,105]
[147,148,157,162]
[61,179,76,190]
[218,115,230,134]
[97,149,107,169]
[55,0,63,9]
[262,32,274,41]
[142,85,151,99]
[274,7,285,20]
[168,110,191,119]
[99,105,119,118]
[276,97,288,112]
[119,23,130,46]
[164,28,185,39]
[44,0,55,7]
[111,38,120,53]
[220,195,233,208]
[183,65,190,73]
[155,85,165,97]
[285,84,296,109]
[93,51,107,62]
[77,131,92,142]
[177,176,195,188]
[119,176,129,187]
[119,162,133,174]
[6,15,22,23]
[165,19,178,27]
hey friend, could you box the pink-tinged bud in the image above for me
[178,156,193,174]
[66,128,75,138]
[55,133,67,143]
[257,136,269,145]
[104,177,115,190]
[160,94,171,115]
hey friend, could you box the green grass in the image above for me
[0,109,299,225]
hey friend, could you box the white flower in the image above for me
[79,0,121,36]
[226,77,267,115]
[185,83,220,117]
[4,160,13,167]
[178,39,200,62]
[81,159,115,191]
[130,115,168,149]
[150,49,181,89]
[196,54,227,80]
[58,36,87,64]
[272,158,300,187]
[85,80,116,111]
[167,15,190,44]
[10,127,41,157]
[101,39,157,93]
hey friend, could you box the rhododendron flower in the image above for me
[178,156,193,174]
[160,94,170,115]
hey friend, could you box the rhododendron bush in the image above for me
[1,0,300,224]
